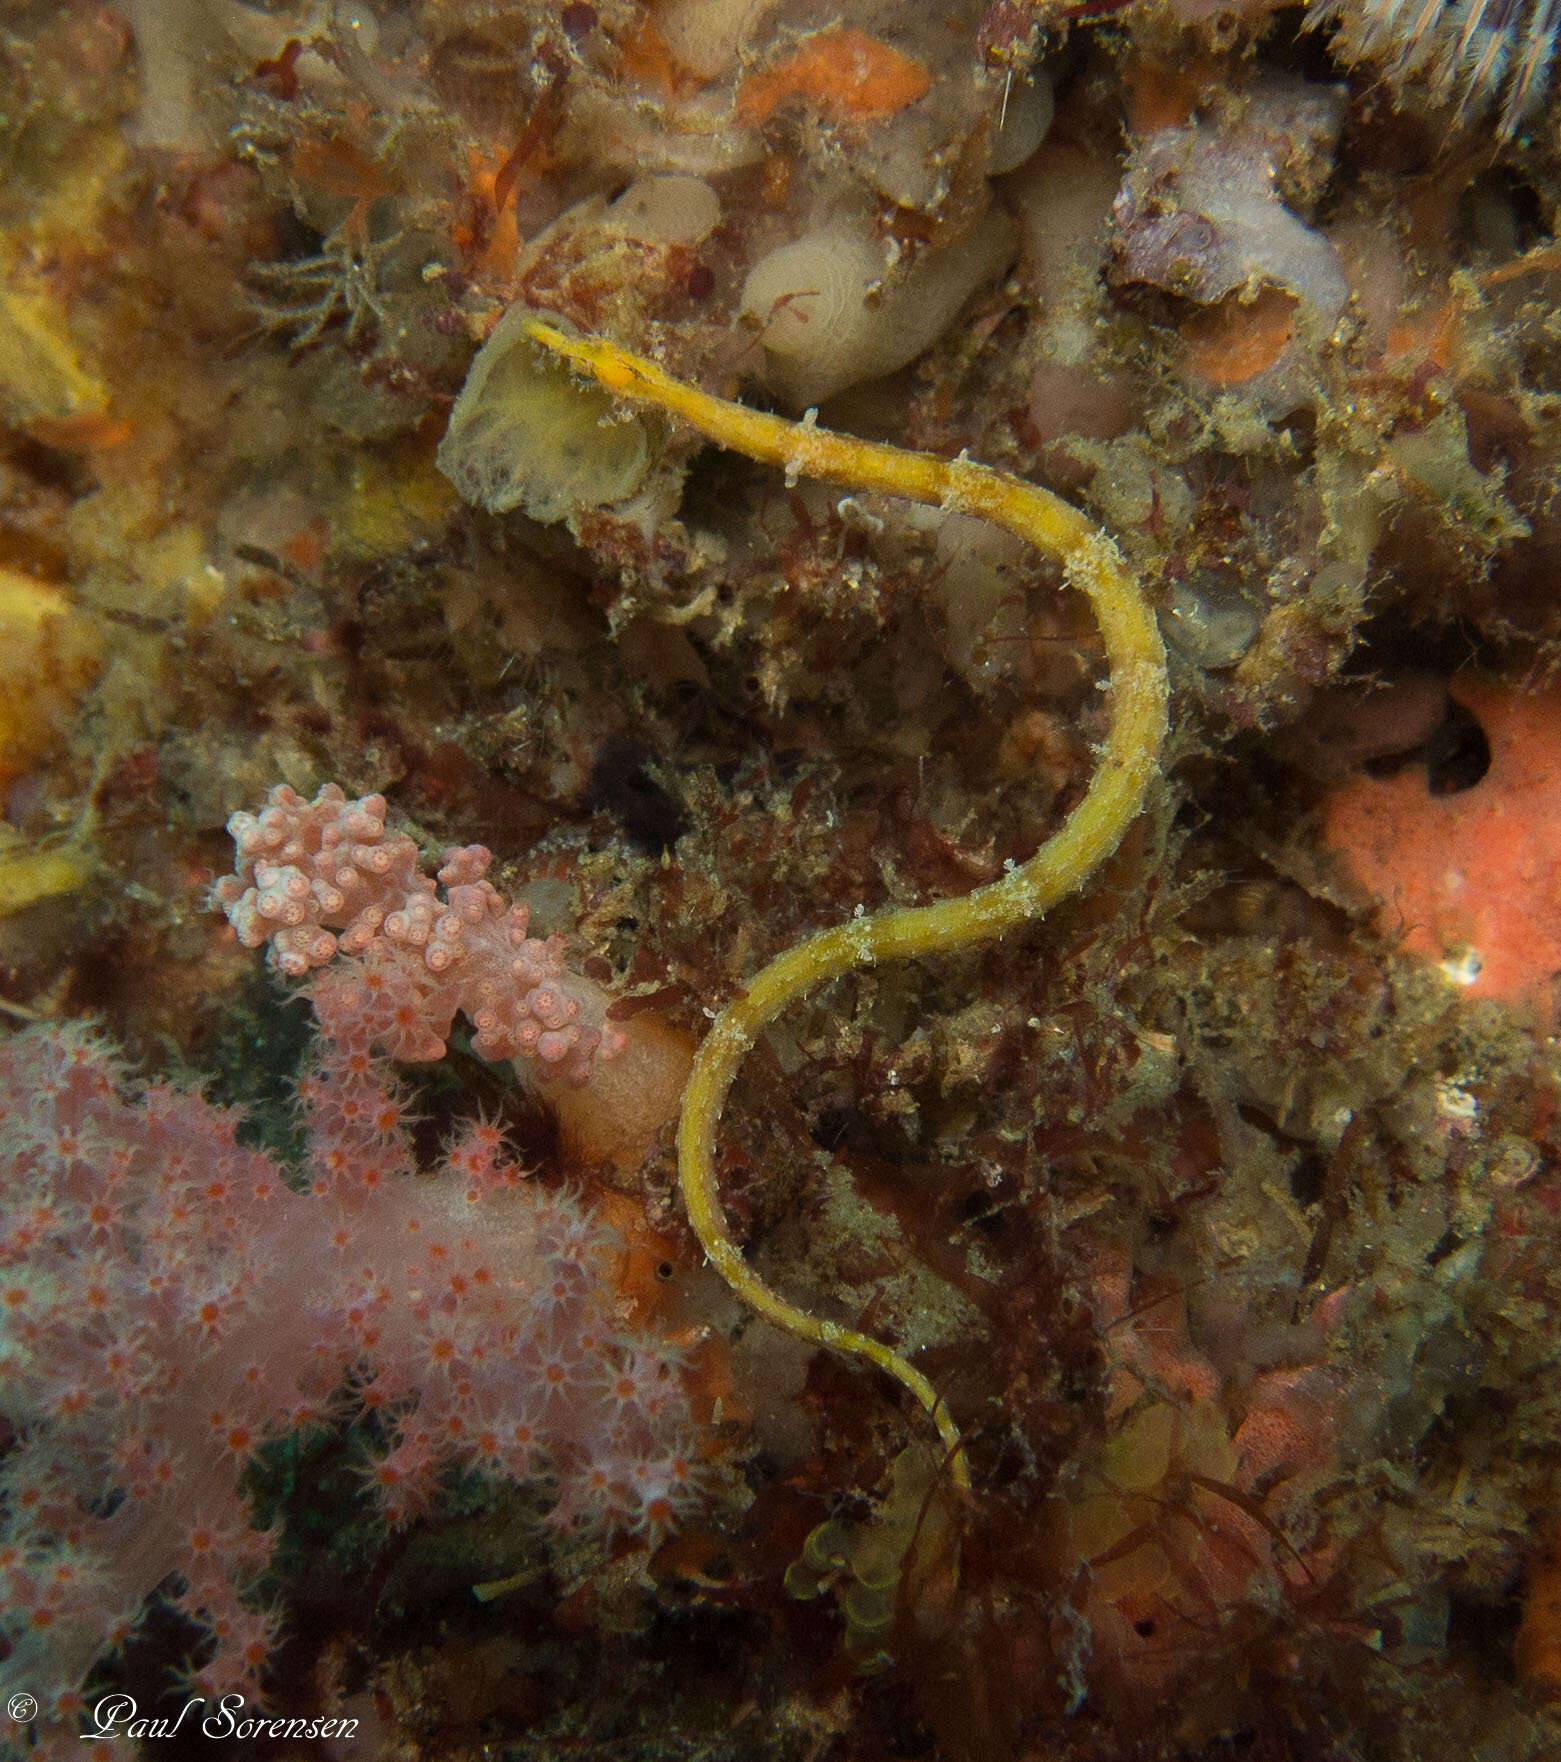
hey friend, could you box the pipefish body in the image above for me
[525,318,1170,1493]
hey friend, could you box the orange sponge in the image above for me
[736,28,930,126]
[1321,679,1561,1018]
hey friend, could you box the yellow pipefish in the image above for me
[524,318,1170,1493]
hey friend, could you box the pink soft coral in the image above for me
[0,1020,703,1740]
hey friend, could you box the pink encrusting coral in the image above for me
[215,783,626,1082]
[0,1020,704,1737]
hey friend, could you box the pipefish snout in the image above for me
[524,318,1169,1494]
[1308,0,1561,138]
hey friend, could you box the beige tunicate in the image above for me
[987,69,1055,174]
[740,230,884,408]
[604,175,721,246]
[562,85,764,179]
[126,0,229,148]
[1165,577,1262,670]
[436,304,651,521]
[1005,142,1121,366]
[656,0,778,79]
[740,206,1018,407]
[904,507,1031,691]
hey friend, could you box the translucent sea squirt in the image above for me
[437,302,652,520]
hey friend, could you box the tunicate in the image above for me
[988,69,1054,174]
[437,303,651,520]
[604,175,721,245]
[1165,575,1261,669]
[656,0,778,78]
[740,206,1017,406]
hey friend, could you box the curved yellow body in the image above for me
[524,318,1169,1493]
